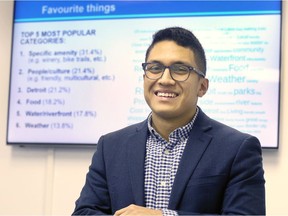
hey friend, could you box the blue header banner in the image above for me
[14,0,282,22]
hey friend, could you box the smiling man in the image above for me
[72,27,265,215]
[142,39,208,141]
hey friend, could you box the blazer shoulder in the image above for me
[96,119,148,148]
[196,107,261,147]
[104,119,147,138]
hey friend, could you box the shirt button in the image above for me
[160,181,166,186]
[164,149,170,155]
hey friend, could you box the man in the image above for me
[72,27,265,215]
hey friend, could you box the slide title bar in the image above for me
[14,1,281,22]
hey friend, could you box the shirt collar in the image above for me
[147,107,199,140]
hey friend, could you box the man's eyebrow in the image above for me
[146,60,162,64]
[171,61,189,65]
[147,60,189,65]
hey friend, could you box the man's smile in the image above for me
[154,91,179,98]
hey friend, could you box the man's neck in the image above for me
[151,110,196,141]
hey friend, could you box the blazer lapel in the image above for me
[127,121,148,206]
[168,110,212,209]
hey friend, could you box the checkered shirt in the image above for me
[144,108,199,215]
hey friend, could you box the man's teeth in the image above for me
[157,92,177,98]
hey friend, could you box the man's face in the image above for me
[143,40,208,121]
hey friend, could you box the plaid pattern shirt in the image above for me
[144,108,199,215]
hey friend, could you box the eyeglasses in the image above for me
[142,62,205,82]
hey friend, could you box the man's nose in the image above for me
[159,68,174,82]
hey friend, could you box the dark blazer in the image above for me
[73,108,265,215]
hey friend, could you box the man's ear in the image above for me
[197,78,209,97]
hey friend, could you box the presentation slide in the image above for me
[7,1,281,148]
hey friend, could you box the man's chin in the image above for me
[152,109,179,120]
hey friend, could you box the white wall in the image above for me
[0,1,287,215]
[0,2,94,215]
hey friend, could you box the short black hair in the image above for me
[145,27,207,75]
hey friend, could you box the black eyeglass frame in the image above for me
[142,62,205,82]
